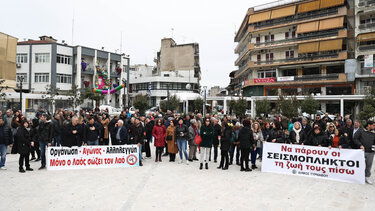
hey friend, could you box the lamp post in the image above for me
[17,75,24,112]
[203,86,207,116]
[122,55,130,108]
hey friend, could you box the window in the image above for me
[265,35,269,42]
[57,54,72,64]
[292,31,296,38]
[266,53,274,63]
[257,70,276,78]
[271,34,274,41]
[285,32,289,39]
[16,54,28,63]
[285,50,294,59]
[16,73,27,83]
[34,73,49,83]
[257,54,261,65]
[35,53,50,63]
[256,36,260,44]
[56,74,72,84]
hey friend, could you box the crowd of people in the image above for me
[0,107,374,184]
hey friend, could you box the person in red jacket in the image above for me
[152,119,166,162]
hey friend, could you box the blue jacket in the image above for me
[115,126,129,145]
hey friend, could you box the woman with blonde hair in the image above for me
[325,122,336,138]
[251,122,263,169]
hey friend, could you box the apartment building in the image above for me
[232,0,360,113]
[14,35,127,112]
[354,0,375,94]
[0,32,17,89]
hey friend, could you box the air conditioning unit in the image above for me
[16,63,21,68]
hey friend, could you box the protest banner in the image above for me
[261,142,365,184]
[47,145,139,170]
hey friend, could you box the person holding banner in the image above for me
[353,120,375,185]
[304,126,330,147]
[238,119,255,172]
[329,129,349,149]
[129,118,145,166]
[251,122,263,169]
[290,121,302,144]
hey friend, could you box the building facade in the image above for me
[231,0,371,114]
[129,38,201,110]
[0,32,18,89]
[12,35,127,113]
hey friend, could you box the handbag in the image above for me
[166,135,173,141]
[195,135,202,145]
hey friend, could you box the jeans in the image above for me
[53,136,62,146]
[229,144,240,164]
[210,145,218,161]
[365,152,374,178]
[87,139,99,146]
[138,144,142,161]
[251,148,259,165]
[177,139,189,160]
[0,144,7,167]
[39,141,47,167]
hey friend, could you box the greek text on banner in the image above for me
[261,142,365,184]
[47,145,139,170]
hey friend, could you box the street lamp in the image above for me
[17,75,24,112]
[122,54,130,108]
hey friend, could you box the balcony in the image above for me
[358,44,375,51]
[244,73,347,87]
[358,23,375,30]
[356,67,375,78]
[235,44,253,65]
[82,68,95,75]
[110,72,120,78]
[253,7,339,30]
[358,0,375,8]
[249,52,347,68]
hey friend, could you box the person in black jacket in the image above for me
[36,114,53,170]
[0,117,13,170]
[63,117,83,147]
[15,121,34,173]
[211,118,221,163]
[175,118,190,164]
[114,120,129,145]
[238,119,255,172]
[144,118,154,158]
[83,116,101,146]
[129,118,145,166]
[52,114,63,146]
[29,119,41,161]
[108,116,119,145]
[304,126,330,147]
[218,121,231,170]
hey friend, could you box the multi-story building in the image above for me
[0,32,18,89]
[233,0,360,114]
[354,0,375,94]
[131,38,200,111]
[13,35,128,113]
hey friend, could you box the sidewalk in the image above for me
[0,151,374,211]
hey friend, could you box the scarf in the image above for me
[192,125,198,136]
[293,125,302,143]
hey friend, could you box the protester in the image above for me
[218,120,231,170]
[304,126,330,147]
[63,116,83,147]
[100,113,110,145]
[251,122,263,169]
[166,119,178,162]
[152,119,166,162]
[114,120,128,145]
[229,122,241,165]
[199,118,214,169]
[290,121,302,144]
[144,118,154,158]
[353,121,375,184]
[175,118,189,164]
[83,116,101,146]
[211,118,221,163]
[129,118,145,166]
[238,119,254,172]
[329,129,349,149]
[188,119,198,161]
[36,114,53,170]
[0,117,12,170]
[15,121,34,173]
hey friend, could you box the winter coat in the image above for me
[129,124,145,144]
[0,124,12,145]
[221,125,232,151]
[152,125,166,147]
[101,118,110,139]
[63,123,83,147]
[15,127,32,154]
[252,131,264,148]
[188,126,198,146]
[290,130,303,144]
[329,135,350,148]
[200,125,214,148]
[353,128,375,153]
[108,118,118,138]
[84,122,102,143]
[213,124,222,146]
[238,126,255,149]
[166,126,178,154]
[175,124,189,140]
[145,121,154,141]
[37,121,53,143]
[115,126,129,145]
[305,131,330,147]
[267,128,281,142]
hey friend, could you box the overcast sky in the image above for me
[1,0,273,88]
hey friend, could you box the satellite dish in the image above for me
[186,83,191,90]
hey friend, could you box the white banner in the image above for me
[261,142,365,184]
[277,76,294,82]
[47,145,139,170]
[364,54,373,68]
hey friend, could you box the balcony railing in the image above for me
[358,45,375,51]
[358,67,375,76]
[253,52,340,66]
[110,72,120,78]
[254,8,338,29]
[238,62,249,73]
[358,0,375,7]
[293,73,341,81]
[254,30,339,47]
[358,22,375,30]
[82,68,94,75]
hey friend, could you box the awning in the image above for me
[319,17,344,31]
[357,32,375,42]
[248,11,271,24]
[320,0,345,9]
[298,42,320,53]
[270,5,296,19]
[297,0,320,14]
[319,39,343,51]
[297,21,319,34]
